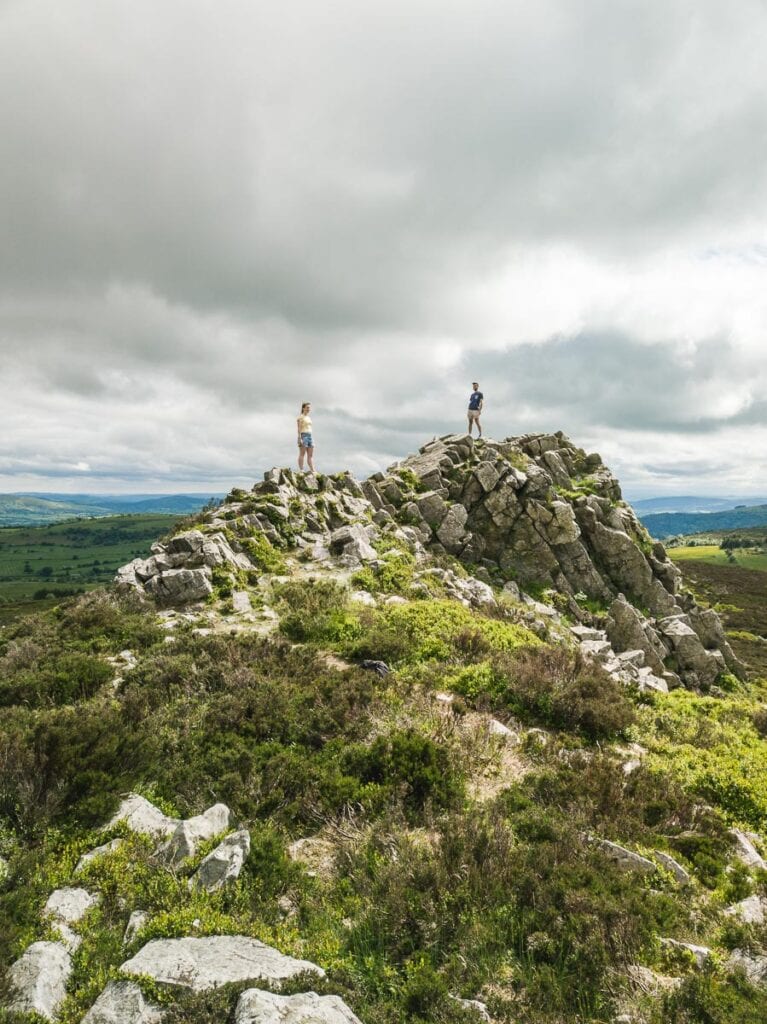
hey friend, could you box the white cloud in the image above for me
[2,0,767,495]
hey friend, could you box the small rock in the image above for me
[579,639,613,660]
[82,980,165,1023]
[384,594,408,605]
[235,989,363,1023]
[448,995,492,1021]
[121,936,325,992]
[43,887,100,951]
[727,948,767,986]
[76,838,124,874]
[653,851,690,886]
[597,839,656,874]
[107,794,179,840]
[661,938,712,968]
[350,590,377,606]
[488,718,516,740]
[7,941,72,1019]
[161,803,231,865]
[189,829,251,892]
[124,910,150,945]
[360,659,390,676]
[569,625,607,642]
[232,591,252,613]
[729,829,766,870]
[725,894,767,925]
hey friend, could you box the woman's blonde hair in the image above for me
[300,402,310,413]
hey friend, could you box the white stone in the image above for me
[350,590,377,606]
[597,839,655,874]
[121,936,325,992]
[124,910,151,945]
[235,989,362,1023]
[728,948,767,986]
[107,794,179,839]
[488,718,516,740]
[44,887,99,950]
[730,829,766,869]
[579,639,613,660]
[449,995,492,1021]
[661,938,712,968]
[82,980,165,1023]
[569,625,606,642]
[725,894,767,925]
[653,852,690,885]
[232,591,252,613]
[7,941,72,1019]
[384,594,408,605]
[76,838,124,874]
[189,829,251,892]
[617,649,646,668]
[161,803,231,865]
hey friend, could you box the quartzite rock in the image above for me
[235,989,362,1024]
[107,794,179,840]
[161,803,231,865]
[189,829,251,892]
[82,981,165,1023]
[121,936,325,992]
[725,894,767,925]
[7,941,72,1020]
[145,567,213,605]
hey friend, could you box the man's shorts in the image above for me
[299,432,314,448]
[467,409,481,421]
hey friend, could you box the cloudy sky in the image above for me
[3,0,767,499]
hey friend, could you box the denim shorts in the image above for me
[299,432,314,448]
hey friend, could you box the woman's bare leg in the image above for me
[307,446,315,472]
[298,444,305,471]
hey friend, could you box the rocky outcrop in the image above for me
[234,990,362,1024]
[121,936,325,992]
[116,529,252,604]
[114,432,743,691]
[107,793,180,839]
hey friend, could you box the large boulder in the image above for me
[235,990,362,1024]
[658,616,725,687]
[82,981,165,1023]
[121,936,325,992]
[7,941,72,1020]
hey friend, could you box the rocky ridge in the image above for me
[117,431,743,694]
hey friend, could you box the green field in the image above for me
[669,544,767,572]
[0,514,177,622]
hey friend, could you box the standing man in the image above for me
[467,382,483,437]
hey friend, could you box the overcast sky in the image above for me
[3,0,767,499]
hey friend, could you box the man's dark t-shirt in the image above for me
[468,391,483,411]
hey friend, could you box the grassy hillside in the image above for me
[0,515,177,623]
[1,564,767,1020]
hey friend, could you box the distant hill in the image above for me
[630,495,767,515]
[0,493,224,527]
[640,504,767,540]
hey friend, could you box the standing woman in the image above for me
[297,402,315,472]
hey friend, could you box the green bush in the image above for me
[241,533,287,574]
[348,600,539,666]
[351,548,415,596]
[343,728,464,819]
[275,579,362,644]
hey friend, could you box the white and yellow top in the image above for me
[298,414,312,432]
